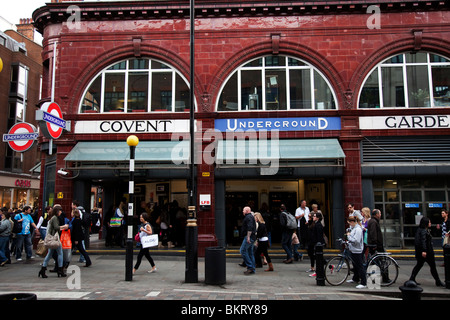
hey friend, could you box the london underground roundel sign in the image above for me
[38,102,66,139]
[2,122,38,152]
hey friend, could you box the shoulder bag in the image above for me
[44,232,61,249]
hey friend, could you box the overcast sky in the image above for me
[2,0,48,26]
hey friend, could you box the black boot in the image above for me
[38,267,48,278]
[436,280,445,287]
[57,267,67,278]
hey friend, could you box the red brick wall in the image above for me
[33,1,450,242]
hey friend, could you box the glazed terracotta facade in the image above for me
[33,0,450,250]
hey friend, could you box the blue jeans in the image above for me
[240,238,255,272]
[42,245,63,268]
[16,233,33,259]
[0,236,10,263]
[281,230,294,260]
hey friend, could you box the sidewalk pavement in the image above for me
[0,250,449,301]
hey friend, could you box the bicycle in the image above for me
[324,238,399,287]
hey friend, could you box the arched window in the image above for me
[217,55,337,111]
[359,52,450,108]
[79,58,191,113]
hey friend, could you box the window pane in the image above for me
[15,101,24,122]
[104,73,125,112]
[151,61,170,69]
[129,59,149,70]
[384,54,403,64]
[382,67,404,107]
[407,65,430,107]
[175,73,190,112]
[430,54,450,63]
[314,70,335,109]
[401,190,422,202]
[432,65,450,107]
[219,72,238,111]
[241,70,262,110]
[265,56,285,67]
[128,72,148,112]
[405,52,427,63]
[81,75,102,112]
[151,72,172,111]
[265,70,286,110]
[359,69,379,108]
[289,69,311,109]
[288,58,307,67]
[243,58,262,68]
[425,190,445,202]
[108,61,126,70]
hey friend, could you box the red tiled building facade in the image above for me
[33,0,450,250]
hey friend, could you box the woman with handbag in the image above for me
[71,208,92,267]
[39,207,66,278]
[133,212,157,274]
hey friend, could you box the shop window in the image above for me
[359,52,450,108]
[217,55,337,111]
[79,58,190,113]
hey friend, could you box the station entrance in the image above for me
[223,179,331,246]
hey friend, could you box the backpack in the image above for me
[12,214,23,234]
[79,206,91,231]
[284,212,297,230]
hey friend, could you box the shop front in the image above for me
[0,174,39,209]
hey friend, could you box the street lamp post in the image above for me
[126,135,139,281]
[185,0,198,283]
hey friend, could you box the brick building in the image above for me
[33,0,450,250]
[0,20,42,209]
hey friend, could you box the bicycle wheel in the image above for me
[325,255,350,286]
[367,255,399,287]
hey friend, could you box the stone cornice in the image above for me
[33,0,449,33]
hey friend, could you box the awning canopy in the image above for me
[216,138,345,167]
[64,141,189,169]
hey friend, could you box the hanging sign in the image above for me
[36,102,69,139]
[2,122,38,152]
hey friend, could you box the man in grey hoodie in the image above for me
[346,216,367,289]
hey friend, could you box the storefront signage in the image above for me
[428,203,443,208]
[36,102,69,139]
[359,115,450,130]
[15,179,31,188]
[215,117,341,132]
[405,203,420,208]
[199,194,211,210]
[2,122,38,152]
[75,119,191,134]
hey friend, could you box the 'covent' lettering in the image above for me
[385,116,450,129]
[99,120,172,133]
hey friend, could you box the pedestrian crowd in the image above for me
[0,201,94,279]
[1,199,449,288]
[237,201,448,290]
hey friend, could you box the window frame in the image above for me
[79,58,191,113]
[358,52,450,109]
[216,55,338,112]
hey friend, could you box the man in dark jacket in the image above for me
[240,206,256,275]
[367,209,384,254]
[280,204,294,264]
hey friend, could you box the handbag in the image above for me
[36,239,48,257]
[44,232,61,249]
[141,234,158,248]
[444,235,450,246]
[134,233,140,242]
[61,229,72,249]
[110,217,122,227]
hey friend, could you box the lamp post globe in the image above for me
[127,135,139,147]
